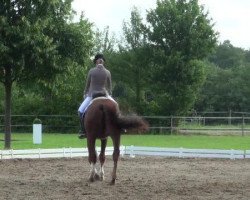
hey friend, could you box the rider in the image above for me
[78,53,115,139]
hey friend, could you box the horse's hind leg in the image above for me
[88,139,98,182]
[99,139,107,181]
[110,134,120,185]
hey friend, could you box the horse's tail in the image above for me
[99,104,106,133]
[116,115,149,132]
[99,103,148,133]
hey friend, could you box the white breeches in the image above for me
[78,95,116,114]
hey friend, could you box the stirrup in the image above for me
[78,130,86,139]
[78,133,86,139]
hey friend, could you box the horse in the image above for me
[83,96,148,185]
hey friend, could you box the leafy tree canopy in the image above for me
[144,0,217,115]
[0,0,94,148]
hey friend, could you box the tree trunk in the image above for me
[135,66,141,113]
[4,67,12,149]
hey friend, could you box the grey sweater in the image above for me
[84,64,112,97]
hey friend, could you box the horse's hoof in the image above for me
[88,177,95,182]
[94,173,100,181]
[109,179,115,185]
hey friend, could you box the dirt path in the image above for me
[0,156,249,200]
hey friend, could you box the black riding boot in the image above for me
[78,113,86,139]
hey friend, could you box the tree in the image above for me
[146,0,217,115]
[0,0,93,149]
[114,7,152,113]
[245,50,250,63]
[93,26,117,54]
[195,60,250,112]
[208,40,245,69]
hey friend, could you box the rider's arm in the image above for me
[84,70,91,98]
[106,71,112,96]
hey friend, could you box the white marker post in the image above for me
[33,118,42,144]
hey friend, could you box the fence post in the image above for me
[230,149,235,160]
[228,109,232,125]
[179,147,183,158]
[170,116,173,134]
[38,148,41,159]
[242,116,245,136]
[160,127,163,134]
[130,145,135,158]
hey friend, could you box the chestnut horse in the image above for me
[83,97,148,185]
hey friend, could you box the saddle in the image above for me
[92,91,108,99]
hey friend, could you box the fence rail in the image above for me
[1,114,250,135]
[1,146,250,160]
[0,147,123,159]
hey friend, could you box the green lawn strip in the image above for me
[0,133,250,150]
[0,133,86,149]
[178,123,250,129]
[121,135,250,150]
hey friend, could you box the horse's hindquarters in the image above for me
[85,98,122,184]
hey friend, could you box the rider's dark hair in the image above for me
[93,53,105,64]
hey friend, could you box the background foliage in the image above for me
[1,0,250,143]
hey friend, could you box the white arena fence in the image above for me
[1,146,250,160]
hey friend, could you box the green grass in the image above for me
[178,122,250,129]
[1,133,250,150]
[122,135,250,150]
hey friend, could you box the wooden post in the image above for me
[228,109,232,125]
[203,117,206,126]
[242,116,245,136]
[170,116,173,135]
